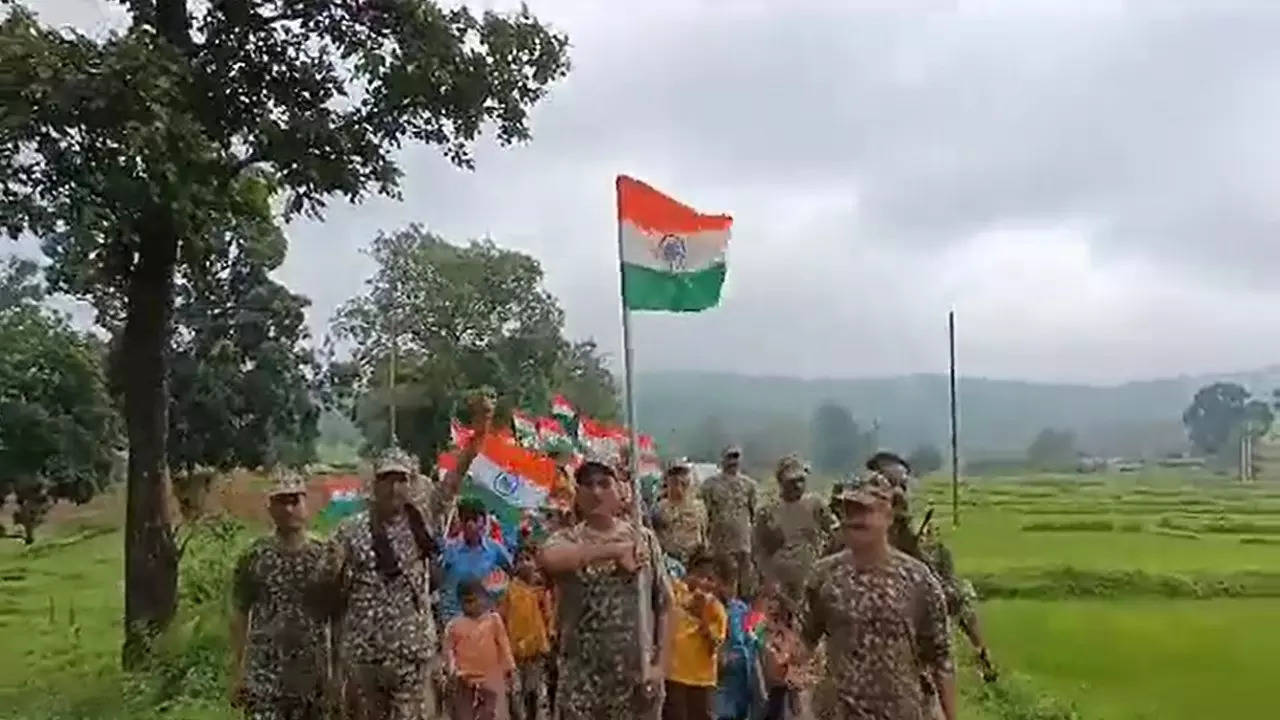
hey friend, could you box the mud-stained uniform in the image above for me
[754,494,832,604]
[233,535,335,720]
[803,549,953,720]
[333,503,446,720]
[653,495,708,564]
[700,473,758,597]
[544,521,672,720]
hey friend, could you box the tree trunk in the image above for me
[121,225,179,669]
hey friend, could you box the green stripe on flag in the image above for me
[460,478,524,529]
[622,262,726,312]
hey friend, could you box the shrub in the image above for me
[1020,519,1114,532]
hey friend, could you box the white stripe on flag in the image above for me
[468,453,549,509]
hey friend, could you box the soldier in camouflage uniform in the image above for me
[230,467,335,720]
[652,461,708,565]
[700,446,759,598]
[539,460,673,720]
[333,398,493,720]
[803,472,956,720]
[754,454,832,605]
[866,451,997,682]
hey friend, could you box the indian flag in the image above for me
[511,410,538,448]
[551,394,576,425]
[617,175,733,312]
[463,435,558,529]
[536,416,570,450]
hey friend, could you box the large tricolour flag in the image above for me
[617,175,733,312]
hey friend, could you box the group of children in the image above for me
[440,538,813,720]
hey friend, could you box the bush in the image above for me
[1239,536,1280,545]
[971,566,1280,599]
[1021,519,1115,532]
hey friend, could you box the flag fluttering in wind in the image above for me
[551,394,576,427]
[617,175,733,312]
[319,476,364,522]
[462,435,559,530]
[511,410,538,448]
[636,434,663,504]
[450,419,475,449]
[536,416,570,452]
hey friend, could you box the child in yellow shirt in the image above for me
[501,545,553,720]
[666,552,728,720]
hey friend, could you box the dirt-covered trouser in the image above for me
[509,658,550,720]
[348,660,432,720]
[716,551,756,598]
[244,698,326,720]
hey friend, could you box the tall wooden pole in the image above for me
[949,310,959,528]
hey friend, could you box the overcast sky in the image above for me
[24,0,1280,384]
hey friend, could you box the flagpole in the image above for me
[949,309,959,528]
[617,212,643,522]
[388,307,398,447]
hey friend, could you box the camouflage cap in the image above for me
[266,466,307,497]
[775,454,809,481]
[374,445,417,478]
[721,444,743,459]
[833,471,895,506]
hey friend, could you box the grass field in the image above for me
[3,468,1278,718]
[920,471,1280,720]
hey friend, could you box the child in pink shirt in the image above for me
[445,579,517,720]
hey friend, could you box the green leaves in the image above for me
[0,262,121,523]
[332,226,617,462]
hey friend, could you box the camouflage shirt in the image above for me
[654,496,708,561]
[232,535,335,703]
[755,494,832,600]
[700,472,758,555]
[332,510,437,666]
[545,520,672,720]
[803,549,953,720]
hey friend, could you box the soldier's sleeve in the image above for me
[231,545,257,614]
[915,568,955,676]
[815,498,835,543]
[646,528,673,616]
[800,571,826,647]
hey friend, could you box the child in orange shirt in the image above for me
[445,579,516,720]
[501,545,553,720]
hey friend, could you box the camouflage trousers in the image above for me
[509,658,550,720]
[345,660,434,720]
[245,697,327,720]
[713,550,757,599]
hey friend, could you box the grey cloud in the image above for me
[22,0,1280,383]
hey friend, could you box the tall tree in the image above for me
[0,1,569,664]
[332,226,617,464]
[1025,428,1079,470]
[907,444,944,476]
[1182,382,1264,456]
[810,402,874,474]
[0,259,120,543]
[163,240,320,477]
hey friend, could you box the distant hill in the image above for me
[634,367,1280,460]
